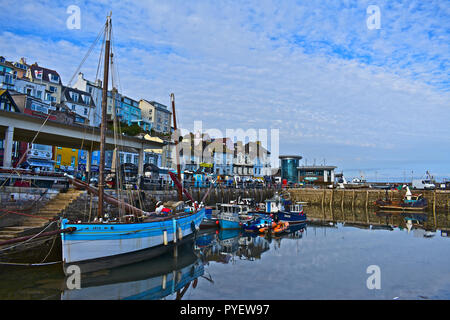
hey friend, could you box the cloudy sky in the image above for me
[0,0,449,181]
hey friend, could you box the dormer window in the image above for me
[70,92,79,101]
[50,74,59,83]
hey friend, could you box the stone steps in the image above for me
[0,188,85,243]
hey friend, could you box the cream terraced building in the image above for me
[139,99,172,134]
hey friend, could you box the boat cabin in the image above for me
[265,198,283,213]
[219,203,249,215]
[289,203,303,213]
[404,194,424,203]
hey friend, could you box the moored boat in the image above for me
[271,221,289,234]
[217,203,253,229]
[264,192,307,223]
[374,187,428,211]
[61,204,205,273]
[242,216,275,233]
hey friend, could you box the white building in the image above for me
[72,72,103,126]
[61,86,96,125]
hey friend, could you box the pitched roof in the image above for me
[29,63,62,84]
[0,90,21,112]
[61,86,96,108]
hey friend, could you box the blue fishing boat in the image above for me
[265,192,307,223]
[217,203,253,229]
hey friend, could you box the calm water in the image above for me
[0,210,449,300]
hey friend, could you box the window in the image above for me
[75,116,85,123]
[4,74,14,85]
[56,154,61,165]
[50,74,59,83]
[72,104,76,111]
[31,102,48,114]
[126,154,132,163]
[70,92,79,101]
[84,108,88,115]
[83,95,90,104]
[119,154,124,164]
[36,91,42,99]
[49,86,57,93]
[71,156,76,167]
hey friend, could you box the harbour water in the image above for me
[0,207,449,300]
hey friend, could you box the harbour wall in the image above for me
[63,187,276,221]
[289,188,450,211]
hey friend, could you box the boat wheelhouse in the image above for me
[217,203,252,229]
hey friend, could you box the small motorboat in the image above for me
[242,216,275,233]
[271,221,289,234]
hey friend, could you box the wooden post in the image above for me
[433,190,437,228]
[366,205,369,224]
[352,190,355,212]
[330,189,334,210]
[365,190,369,211]
[341,189,345,211]
[322,189,325,208]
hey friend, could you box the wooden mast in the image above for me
[171,93,183,201]
[98,14,112,218]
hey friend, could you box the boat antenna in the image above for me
[98,13,112,218]
[171,93,183,201]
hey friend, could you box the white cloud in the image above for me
[0,0,448,178]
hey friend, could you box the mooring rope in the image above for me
[0,261,61,266]
[0,220,57,252]
[0,208,54,220]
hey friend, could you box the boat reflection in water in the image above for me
[374,210,428,231]
[196,223,307,264]
[62,240,204,300]
[61,224,308,300]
